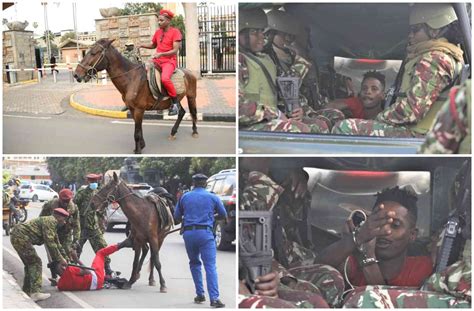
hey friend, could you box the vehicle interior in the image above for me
[268,157,470,273]
[238,3,471,153]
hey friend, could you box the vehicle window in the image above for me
[206,179,216,192]
[20,185,31,189]
[305,167,431,239]
[222,175,235,196]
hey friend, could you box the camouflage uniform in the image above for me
[40,199,80,260]
[74,187,110,267]
[10,216,66,294]
[240,171,344,307]
[418,80,471,154]
[123,49,142,64]
[239,52,331,134]
[333,39,464,137]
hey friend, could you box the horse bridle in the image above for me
[93,181,135,215]
[77,42,143,81]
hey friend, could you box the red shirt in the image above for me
[151,27,182,65]
[343,96,365,119]
[348,255,433,288]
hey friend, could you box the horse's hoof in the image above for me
[140,142,146,149]
[122,282,132,289]
[168,135,176,141]
[133,149,141,154]
[149,280,156,286]
[160,286,167,293]
[192,133,199,138]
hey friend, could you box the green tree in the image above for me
[189,158,235,177]
[120,3,186,35]
[3,171,12,185]
[60,31,76,43]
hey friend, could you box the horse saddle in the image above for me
[145,193,175,228]
[146,63,186,102]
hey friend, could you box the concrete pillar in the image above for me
[183,3,201,78]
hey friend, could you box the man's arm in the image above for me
[139,42,157,50]
[39,201,52,217]
[214,196,227,218]
[153,41,181,58]
[173,199,183,221]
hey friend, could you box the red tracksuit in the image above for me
[151,27,182,98]
[57,244,119,291]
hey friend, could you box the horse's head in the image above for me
[74,38,115,82]
[89,171,121,213]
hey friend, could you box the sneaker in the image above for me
[168,103,179,116]
[194,295,206,304]
[210,299,225,308]
[48,277,58,286]
[30,292,51,302]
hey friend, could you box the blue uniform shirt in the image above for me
[174,187,227,228]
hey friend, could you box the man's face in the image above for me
[360,77,385,109]
[375,201,417,260]
[58,198,70,208]
[158,15,171,29]
[273,30,295,48]
[239,29,265,53]
[408,23,430,46]
[55,215,67,227]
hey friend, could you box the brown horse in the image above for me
[73,38,198,154]
[90,172,174,291]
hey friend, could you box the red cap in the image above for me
[53,208,70,217]
[159,9,174,19]
[86,173,102,181]
[59,189,74,200]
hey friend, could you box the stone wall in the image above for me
[3,30,36,82]
[95,13,158,61]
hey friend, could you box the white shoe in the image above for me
[30,292,51,302]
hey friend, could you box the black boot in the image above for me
[168,97,180,116]
[210,299,225,308]
[104,262,114,277]
[118,237,134,249]
[194,295,206,304]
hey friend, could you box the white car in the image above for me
[19,184,58,202]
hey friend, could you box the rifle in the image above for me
[276,75,301,116]
[435,160,471,273]
[239,211,273,293]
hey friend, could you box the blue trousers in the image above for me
[183,229,220,301]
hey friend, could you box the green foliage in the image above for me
[190,158,235,177]
[120,3,186,35]
[60,31,76,43]
[3,171,12,184]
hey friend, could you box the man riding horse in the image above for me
[139,9,182,116]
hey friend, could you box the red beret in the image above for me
[159,9,174,19]
[53,208,70,217]
[59,189,74,200]
[86,173,102,181]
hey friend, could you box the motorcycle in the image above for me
[16,198,29,223]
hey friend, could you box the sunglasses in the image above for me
[409,24,424,34]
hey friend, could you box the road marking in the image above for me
[4,114,52,120]
[111,120,235,129]
[3,246,94,309]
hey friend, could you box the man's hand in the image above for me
[289,107,304,122]
[153,52,162,59]
[356,204,394,246]
[254,271,279,298]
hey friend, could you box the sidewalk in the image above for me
[70,76,236,121]
[3,270,40,309]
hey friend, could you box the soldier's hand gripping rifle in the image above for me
[435,160,471,273]
[239,211,273,293]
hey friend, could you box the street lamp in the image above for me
[41,2,51,61]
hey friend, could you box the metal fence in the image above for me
[178,4,236,73]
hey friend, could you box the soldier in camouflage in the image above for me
[239,8,332,134]
[123,41,142,64]
[239,158,344,308]
[74,173,113,275]
[332,4,465,137]
[10,208,69,302]
[39,188,80,285]
[418,80,471,154]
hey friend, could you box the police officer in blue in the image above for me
[174,173,227,308]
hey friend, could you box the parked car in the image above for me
[105,183,153,231]
[206,169,236,250]
[18,184,58,202]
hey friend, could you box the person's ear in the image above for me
[410,227,418,242]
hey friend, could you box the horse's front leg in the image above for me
[169,100,186,141]
[123,246,141,288]
[132,108,146,154]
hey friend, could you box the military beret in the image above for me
[159,9,174,19]
[86,173,102,181]
[59,189,74,200]
[53,208,70,217]
[192,173,208,181]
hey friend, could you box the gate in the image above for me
[178,4,235,73]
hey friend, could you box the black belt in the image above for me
[183,225,211,232]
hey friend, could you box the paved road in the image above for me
[3,110,235,154]
[3,203,236,308]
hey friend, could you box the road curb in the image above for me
[69,94,128,119]
[127,111,235,122]
[3,270,40,309]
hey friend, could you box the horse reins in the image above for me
[78,42,142,80]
